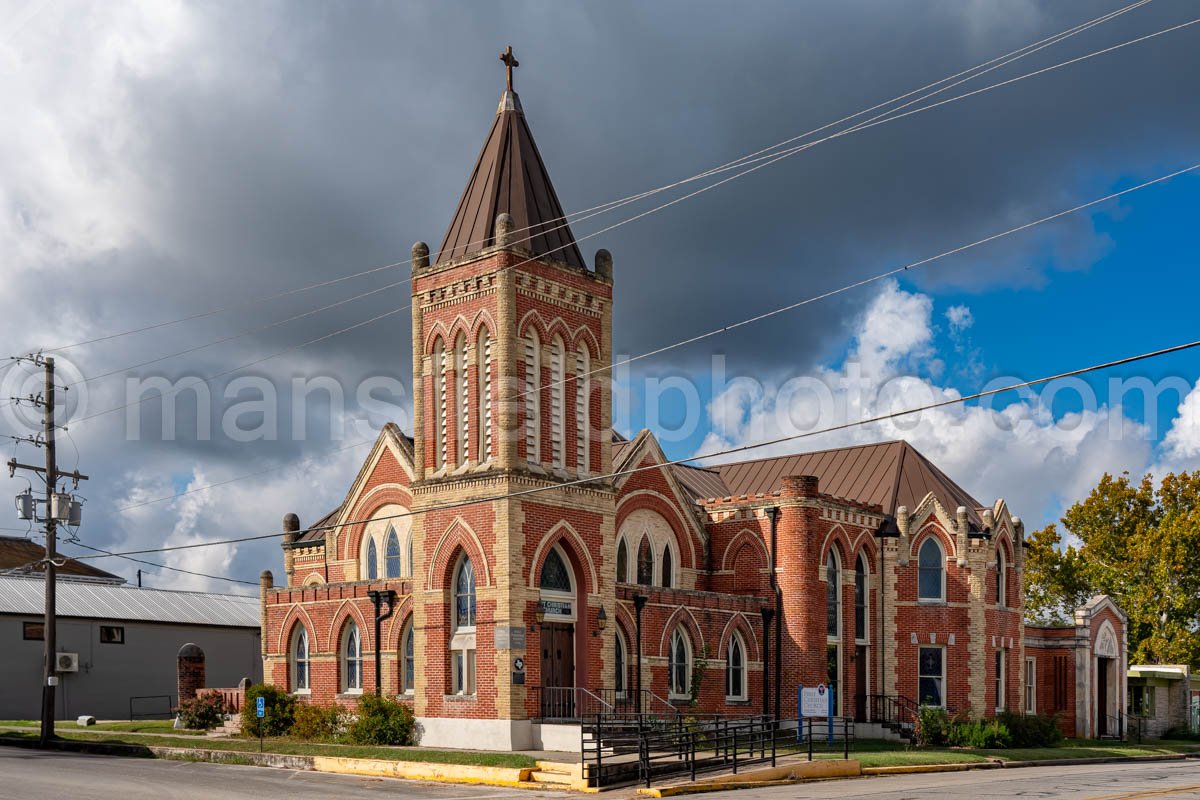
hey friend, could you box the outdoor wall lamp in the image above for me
[592,606,607,637]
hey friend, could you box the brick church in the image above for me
[260,52,1127,749]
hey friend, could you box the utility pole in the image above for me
[7,355,88,748]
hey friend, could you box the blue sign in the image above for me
[256,697,265,718]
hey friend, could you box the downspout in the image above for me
[767,506,782,723]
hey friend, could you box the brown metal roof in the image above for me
[709,440,984,527]
[0,536,123,582]
[436,89,585,269]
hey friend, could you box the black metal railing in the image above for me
[532,686,613,720]
[867,694,920,741]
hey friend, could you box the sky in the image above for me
[1,0,1198,592]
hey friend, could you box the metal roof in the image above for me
[436,87,585,269]
[0,575,260,628]
[0,536,123,582]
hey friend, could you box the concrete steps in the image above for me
[523,761,586,791]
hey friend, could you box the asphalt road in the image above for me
[0,747,1197,799]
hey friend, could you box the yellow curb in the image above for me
[311,755,530,787]
[862,762,999,775]
[635,759,861,796]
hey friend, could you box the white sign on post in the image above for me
[801,684,828,718]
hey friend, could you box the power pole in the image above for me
[7,355,88,747]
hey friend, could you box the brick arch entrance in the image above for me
[537,543,580,718]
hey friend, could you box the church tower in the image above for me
[407,47,616,747]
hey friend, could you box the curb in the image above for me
[863,752,1200,777]
[0,735,532,789]
[635,760,861,797]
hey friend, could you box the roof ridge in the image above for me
[709,439,901,471]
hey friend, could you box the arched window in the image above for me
[575,346,590,473]
[549,336,566,469]
[636,536,654,586]
[726,633,746,701]
[366,538,379,581]
[660,545,673,589]
[453,334,468,466]
[668,628,691,698]
[405,531,414,578]
[477,328,492,461]
[292,627,310,692]
[385,527,402,579]
[433,338,447,470]
[455,556,477,629]
[616,538,629,584]
[855,553,868,642]
[918,537,945,601]
[540,548,572,593]
[451,554,477,695]
[826,550,840,638]
[615,630,628,699]
[401,619,415,694]
[342,622,362,693]
[523,329,541,464]
[996,546,1006,607]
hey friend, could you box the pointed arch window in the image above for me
[636,536,654,586]
[540,548,572,592]
[660,545,673,589]
[405,531,414,578]
[523,329,541,464]
[855,553,868,642]
[575,346,590,473]
[549,337,566,469]
[342,622,363,693]
[292,627,310,693]
[615,630,628,699]
[726,633,746,701]
[385,527,402,579]
[401,619,415,694]
[433,338,447,470]
[477,328,492,461]
[455,556,477,629]
[451,555,477,695]
[366,538,379,581]
[668,628,691,699]
[616,538,629,584]
[453,334,468,466]
[918,538,945,602]
[826,550,840,638]
[996,546,1007,607]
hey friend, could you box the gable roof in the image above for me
[436,87,585,269]
[709,440,984,527]
[0,536,123,583]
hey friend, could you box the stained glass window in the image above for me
[540,548,571,592]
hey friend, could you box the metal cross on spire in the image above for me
[500,45,519,91]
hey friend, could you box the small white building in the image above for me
[0,574,262,720]
[1127,664,1196,739]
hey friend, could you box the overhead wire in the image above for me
[72,334,1200,561]
[18,0,1153,359]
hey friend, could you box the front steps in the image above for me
[522,761,587,791]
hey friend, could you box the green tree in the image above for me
[1024,470,1200,665]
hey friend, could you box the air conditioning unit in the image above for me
[55,652,79,673]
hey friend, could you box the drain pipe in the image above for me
[766,506,783,723]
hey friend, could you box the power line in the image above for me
[73,334,1200,562]
[520,160,1200,400]
[19,0,1151,359]
[64,540,257,587]
[114,438,374,512]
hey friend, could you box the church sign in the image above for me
[538,599,572,618]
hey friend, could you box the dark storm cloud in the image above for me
[3,0,1198,585]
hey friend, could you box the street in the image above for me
[0,748,1197,799]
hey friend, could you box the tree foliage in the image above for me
[1025,470,1200,665]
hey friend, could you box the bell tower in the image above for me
[406,48,616,748]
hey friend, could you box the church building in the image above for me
[259,51,1127,750]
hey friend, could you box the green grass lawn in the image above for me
[0,720,205,735]
[781,737,1200,768]
[0,729,537,769]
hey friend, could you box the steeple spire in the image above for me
[436,48,585,269]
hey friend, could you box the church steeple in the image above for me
[436,47,585,269]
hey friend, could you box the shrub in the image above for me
[291,702,346,742]
[997,711,1063,748]
[345,693,415,746]
[916,705,950,746]
[948,718,1011,749]
[1162,725,1200,742]
[177,692,226,730]
[241,684,296,738]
